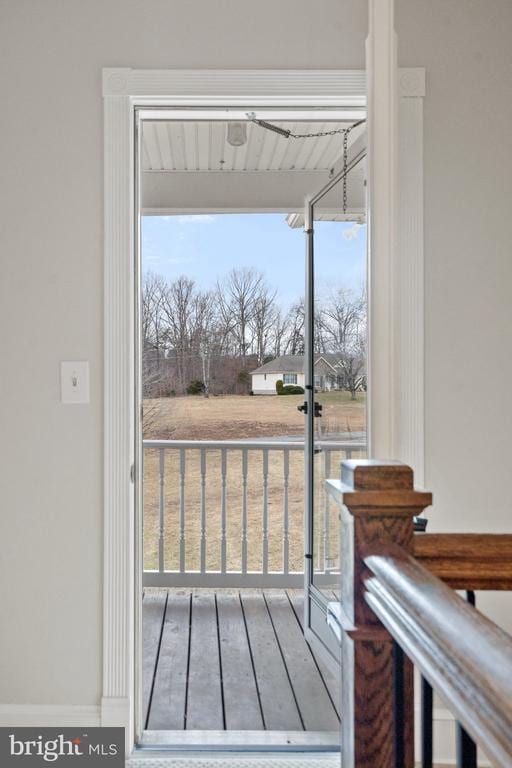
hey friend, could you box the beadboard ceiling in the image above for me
[141,119,366,217]
[142,120,365,174]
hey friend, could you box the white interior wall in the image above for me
[0,0,367,711]
[1,0,511,714]
[397,0,512,634]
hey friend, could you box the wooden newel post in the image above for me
[331,460,432,768]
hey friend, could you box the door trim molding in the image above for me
[102,66,425,750]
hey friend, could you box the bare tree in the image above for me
[194,290,221,397]
[141,265,368,400]
[160,276,197,393]
[283,299,305,355]
[217,267,265,359]
[141,272,167,354]
[141,272,170,397]
[270,308,288,358]
[320,287,366,352]
[337,336,366,400]
[250,285,278,364]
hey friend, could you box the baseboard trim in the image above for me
[0,704,101,727]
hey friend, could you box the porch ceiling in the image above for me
[141,119,366,216]
[142,119,365,173]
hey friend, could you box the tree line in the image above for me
[142,267,366,397]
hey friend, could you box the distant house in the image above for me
[250,353,344,395]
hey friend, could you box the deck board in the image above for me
[147,592,190,730]
[265,591,340,730]
[144,588,340,732]
[142,592,167,727]
[288,591,341,718]
[239,592,302,730]
[186,592,224,729]
[217,592,264,730]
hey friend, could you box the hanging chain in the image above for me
[247,114,365,140]
[288,125,355,138]
[286,118,365,139]
[247,115,365,215]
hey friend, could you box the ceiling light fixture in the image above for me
[226,122,247,147]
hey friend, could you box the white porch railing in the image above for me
[143,438,366,587]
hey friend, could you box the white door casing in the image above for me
[102,66,425,748]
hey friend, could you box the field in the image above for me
[144,390,366,440]
[143,392,366,573]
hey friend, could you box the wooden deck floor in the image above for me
[143,589,340,733]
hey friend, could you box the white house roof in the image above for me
[251,355,305,375]
[251,354,342,375]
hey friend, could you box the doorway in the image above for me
[102,65,425,753]
[136,110,368,746]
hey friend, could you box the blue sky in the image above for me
[142,214,366,306]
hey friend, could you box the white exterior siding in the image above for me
[252,372,305,394]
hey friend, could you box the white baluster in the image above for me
[179,447,186,573]
[220,448,227,573]
[241,449,248,574]
[200,448,206,573]
[159,449,165,573]
[262,449,269,574]
[324,449,331,572]
[283,449,290,576]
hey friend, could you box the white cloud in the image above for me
[343,222,363,241]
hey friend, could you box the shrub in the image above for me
[281,384,305,395]
[275,379,284,394]
[186,379,205,395]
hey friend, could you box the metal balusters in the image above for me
[282,449,290,576]
[220,448,227,573]
[200,448,207,574]
[456,591,477,768]
[421,675,433,768]
[179,448,186,573]
[417,512,433,768]
[241,449,248,575]
[262,449,269,574]
[158,449,165,573]
[393,641,406,768]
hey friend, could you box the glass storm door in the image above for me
[303,153,367,664]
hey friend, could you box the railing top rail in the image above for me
[143,438,367,450]
[414,532,512,590]
[364,545,512,768]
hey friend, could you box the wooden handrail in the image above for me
[329,459,432,768]
[364,545,512,768]
[414,532,512,590]
[329,459,512,768]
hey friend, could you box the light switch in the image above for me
[61,361,90,404]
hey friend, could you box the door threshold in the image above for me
[129,751,339,768]
[138,730,339,751]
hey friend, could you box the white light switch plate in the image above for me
[61,361,90,404]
